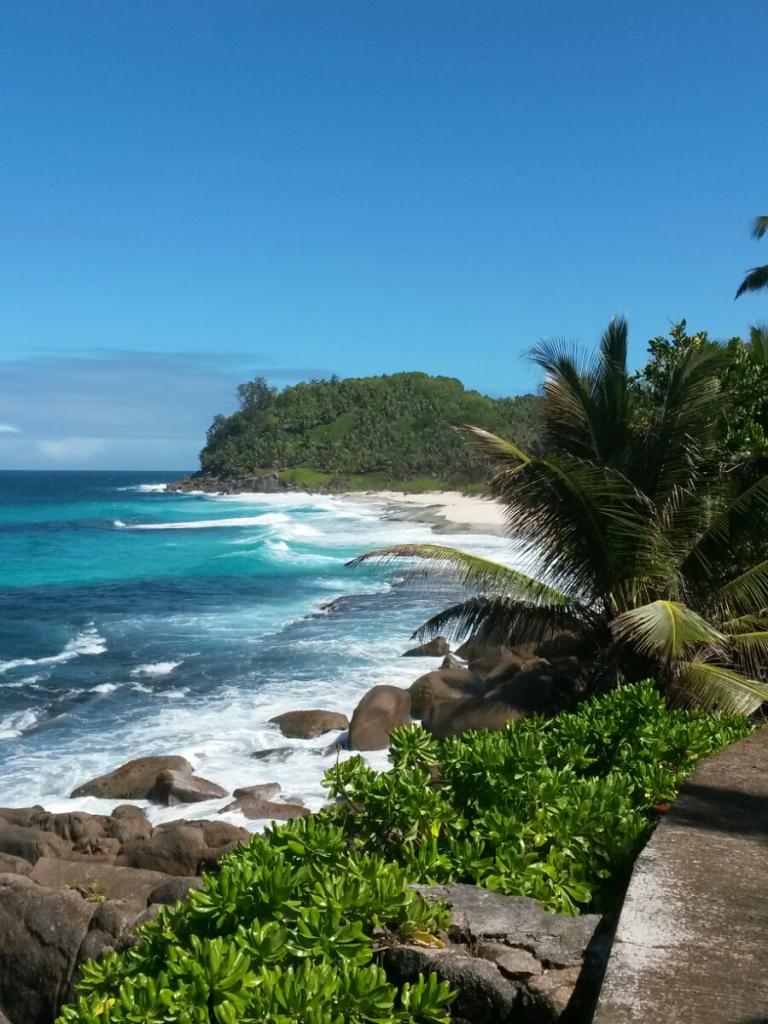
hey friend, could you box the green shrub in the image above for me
[57,817,454,1024]
[324,682,753,914]
[58,683,751,1021]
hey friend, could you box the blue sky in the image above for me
[1,1,766,469]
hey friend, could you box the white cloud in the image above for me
[0,423,20,433]
[36,437,107,462]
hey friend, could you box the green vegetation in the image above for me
[736,215,768,298]
[58,684,751,1023]
[326,683,751,916]
[200,372,541,489]
[355,318,768,713]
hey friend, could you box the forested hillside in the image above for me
[199,372,540,488]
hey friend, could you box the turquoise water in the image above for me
[0,471,511,826]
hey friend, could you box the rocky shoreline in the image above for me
[0,633,593,1024]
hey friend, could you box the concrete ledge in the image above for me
[592,725,768,1024]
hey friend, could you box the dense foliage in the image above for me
[58,684,751,1024]
[325,682,751,915]
[59,821,454,1024]
[199,372,541,487]
[356,318,768,713]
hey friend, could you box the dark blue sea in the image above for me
[0,471,510,825]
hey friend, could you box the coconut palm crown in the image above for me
[351,317,768,713]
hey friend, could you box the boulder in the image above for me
[0,821,70,865]
[0,806,44,828]
[29,857,175,911]
[71,755,193,799]
[118,819,248,875]
[348,685,411,751]
[147,769,228,806]
[381,945,520,1024]
[402,637,450,657]
[536,631,583,660]
[409,668,486,719]
[106,808,153,844]
[0,873,97,1024]
[414,884,601,965]
[148,876,203,906]
[221,795,311,820]
[423,694,522,738]
[0,853,33,876]
[440,653,463,671]
[67,900,136,997]
[29,809,110,845]
[251,746,295,761]
[233,782,281,800]
[269,709,349,739]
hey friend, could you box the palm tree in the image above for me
[351,318,768,713]
[736,216,768,298]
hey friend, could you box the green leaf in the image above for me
[611,600,726,660]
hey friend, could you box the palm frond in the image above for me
[729,631,768,678]
[347,544,567,604]
[736,264,768,298]
[751,216,768,240]
[680,473,768,578]
[456,425,532,472]
[611,600,726,661]
[412,595,593,648]
[711,560,768,619]
[749,325,768,365]
[677,660,768,714]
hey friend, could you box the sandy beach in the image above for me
[352,490,509,536]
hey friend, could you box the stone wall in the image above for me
[592,725,768,1024]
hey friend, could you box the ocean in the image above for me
[0,470,513,828]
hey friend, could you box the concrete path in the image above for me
[593,725,768,1024]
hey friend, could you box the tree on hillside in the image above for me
[353,317,768,713]
[735,216,768,298]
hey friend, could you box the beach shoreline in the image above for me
[345,489,508,537]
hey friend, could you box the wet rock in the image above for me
[232,783,281,800]
[403,637,450,657]
[71,755,193,800]
[147,768,228,806]
[409,668,486,719]
[269,709,349,739]
[221,795,310,820]
[348,685,411,751]
[440,653,463,670]
[250,746,296,762]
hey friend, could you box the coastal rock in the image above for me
[0,853,33,876]
[0,806,45,828]
[221,795,311,820]
[234,782,282,801]
[409,668,486,719]
[117,819,247,876]
[423,666,557,738]
[147,768,228,806]
[67,900,137,997]
[440,653,463,670]
[269,709,349,739]
[381,946,521,1023]
[106,807,153,844]
[148,876,203,906]
[0,873,97,1024]
[0,822,70,865]
[402,636,450,657]
[70,755,193,800]
[29,857,175,911]
[348,685,411,750]
[250,746,296,761]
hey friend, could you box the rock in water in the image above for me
[268,709,349,739]
[70,756,193,799]
[147,769,227,806]
[402,636,450,657]
[348,685,411,750]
